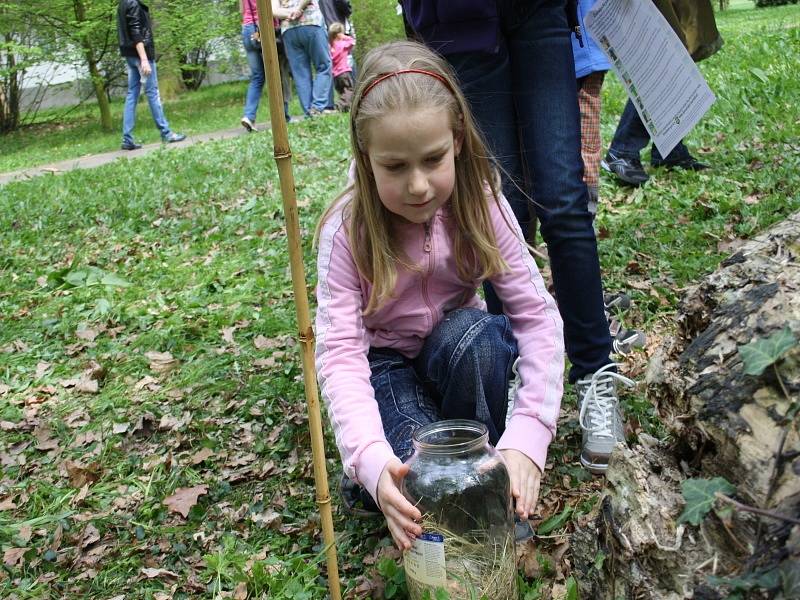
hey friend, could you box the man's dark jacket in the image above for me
[117,0,155,60]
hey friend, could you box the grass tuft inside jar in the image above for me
[401,420,517,600]
[405,516,517,600]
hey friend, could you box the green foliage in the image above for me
[738,327,798,375]
[351,0,405,64]
[565,576,579,600]
[536,505,573,535]
[755,0,798,7]
[707,569,780,595]
[377,557,408,598]
[678,477,736,525]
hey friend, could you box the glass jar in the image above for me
[401,419,517,600]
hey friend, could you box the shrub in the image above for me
[351,0,405,64]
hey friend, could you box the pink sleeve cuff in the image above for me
[496,415,553,473]
[355,441,397,505]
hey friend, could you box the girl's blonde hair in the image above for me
[328,22,344,45]
[318,40,508,315]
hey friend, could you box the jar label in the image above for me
[405,533,446,588]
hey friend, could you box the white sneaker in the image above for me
[506,358,521,428]
[574,363,635,474]
[240,116,258,132]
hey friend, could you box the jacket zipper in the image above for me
[421,221,435,325]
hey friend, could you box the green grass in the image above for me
[0,81,311,174]
[1,3,799,598]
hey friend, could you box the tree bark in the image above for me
[571,212,800,599]
[73,0,112,131]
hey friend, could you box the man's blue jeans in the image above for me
[608,98,691,165]
[369,308,518,462]
[444,0,611,382]
[282,24,332,115]
[122,57,171,144]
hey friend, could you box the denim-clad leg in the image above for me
[122,58,142,145]
[369,308,518,461]
[242,24,265,122]
[138,59,171,139]
[609,98,691,165]
[282,26,314,115]
[445,0,611,382]
[414,308,518,445]
[307,24,333,111]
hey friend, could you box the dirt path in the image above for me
[0,126,251,186]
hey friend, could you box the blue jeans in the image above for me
[242,24,266,122]
[444,0,611,382]
[369,308,518,462]
[282,25,332,115]
[122,57,171,144]
[608,98,691,165]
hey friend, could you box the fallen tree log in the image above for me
[571,212,800,599]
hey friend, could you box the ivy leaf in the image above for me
[566,576,579,600]
[738,327,798,376]
[536,505,573,535]
[679,477,736,525]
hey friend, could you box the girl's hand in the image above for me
[499,449,542,518]
[377,459,422,550]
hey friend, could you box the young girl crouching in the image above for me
[314,40,564,550]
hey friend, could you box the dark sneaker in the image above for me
[339,474,381,517]
[654,156,710,171]
[604,292,631,313]
[240,116,257,132]
[601,152,649,186]
[163,132,186,143]
[514,515,535,542]
[574,364,635,474]
[612,327,646,355]
[121,141,142,151]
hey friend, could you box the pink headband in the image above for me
[361,68,454,100]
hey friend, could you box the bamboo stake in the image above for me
[254,2,341,598]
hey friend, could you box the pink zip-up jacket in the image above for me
[315,188,564,503]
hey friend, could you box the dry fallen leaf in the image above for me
[64,460,102,488]
[141,567,179,579]
[3,547,27,568]
[233,581,248,600]
[253,335,271,350]
[0,497,16,510]
[145,351,178,374]
[81,523,101,549]
[190,448,215,465]
[222,327,237,345]
[18,525,32,544]
[163,485,208,518]
[35,362,52,379]
[251,509,283,529]
[76,327,99,342]
[72,484,90,507]
[135,375,161,391]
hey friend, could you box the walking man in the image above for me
[117,0,186,150]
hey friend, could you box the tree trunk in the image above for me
[73,0,113,131]
[571,212,800,599]
[0,33,21,133]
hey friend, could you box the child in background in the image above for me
[314,40,564,550]
[572,0,610,217]
[328,22,355,112]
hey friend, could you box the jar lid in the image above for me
[412,419,489,455]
